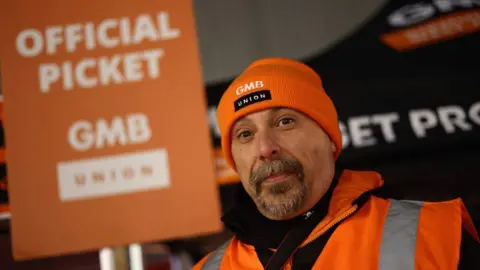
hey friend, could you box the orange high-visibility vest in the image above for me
[194,170,479,270]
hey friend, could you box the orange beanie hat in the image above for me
[217,57,342,170]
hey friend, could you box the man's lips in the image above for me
[264,173,293,183]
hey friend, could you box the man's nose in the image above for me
[256,130,280,161]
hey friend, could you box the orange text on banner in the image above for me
[380,10,480,51]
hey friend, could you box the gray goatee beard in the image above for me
[250,159,307,219]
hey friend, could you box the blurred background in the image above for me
[1,0,479,269]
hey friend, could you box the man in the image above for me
[194,58,479,269]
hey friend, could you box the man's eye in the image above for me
[238,131,253,139]
[278,118,295,126]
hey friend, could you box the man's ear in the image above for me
[331,142,337,152]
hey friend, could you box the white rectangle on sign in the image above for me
[57,148,171,202]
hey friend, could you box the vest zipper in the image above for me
[298,205,358,248]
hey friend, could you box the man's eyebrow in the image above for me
[271,107,283,113]
[233,118,251,130]
[272,107,296,115]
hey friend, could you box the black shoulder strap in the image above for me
[263,206,325,269]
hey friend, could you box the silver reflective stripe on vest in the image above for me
[202,239,232,270]
[379,199,423,270]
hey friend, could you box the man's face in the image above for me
[231,108,336,220]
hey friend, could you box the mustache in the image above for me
[250,159,303,187]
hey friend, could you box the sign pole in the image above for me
[99,244,144,270]
[99,247,115,270]
[128,243,145,270]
